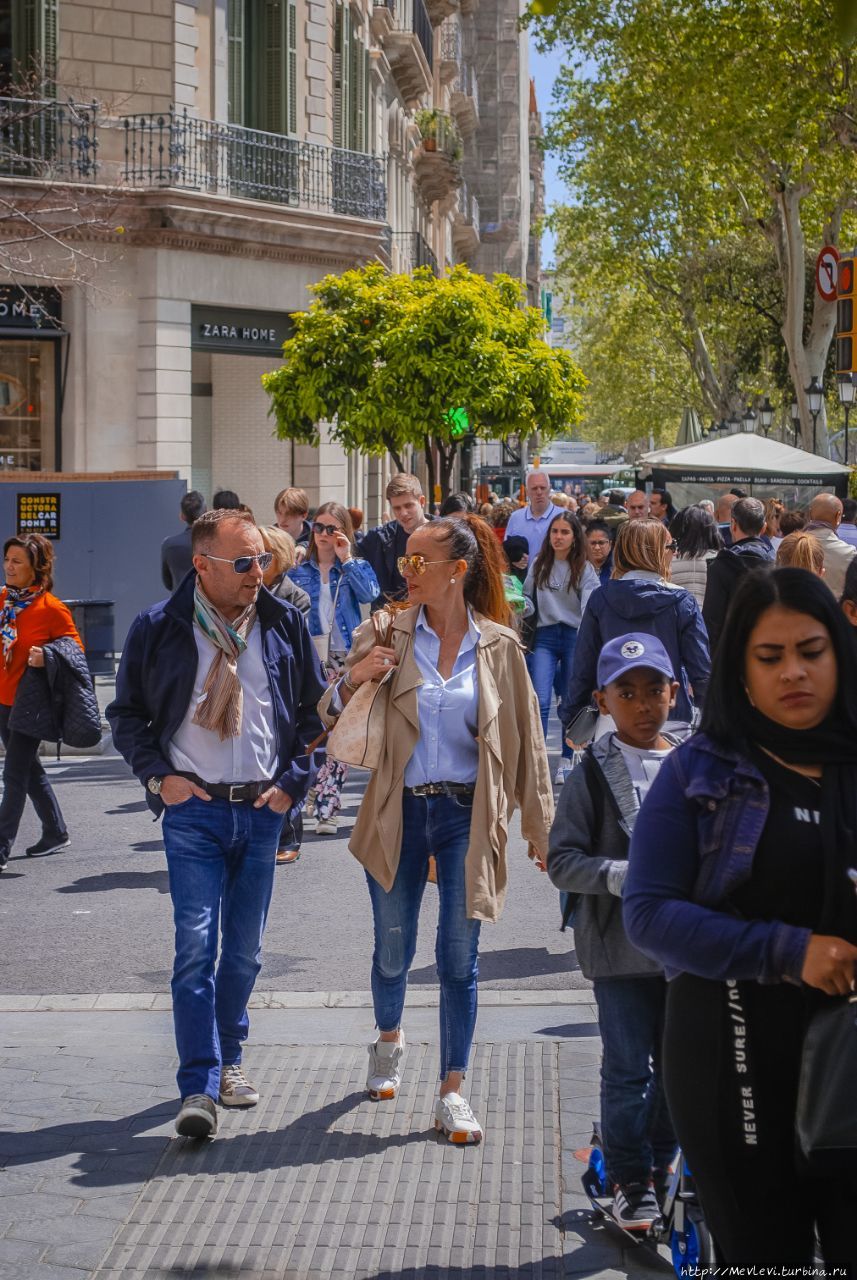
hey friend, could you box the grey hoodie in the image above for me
[547,732,684,980]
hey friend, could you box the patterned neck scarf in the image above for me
[191,581,258,740]
[0,584,43,667]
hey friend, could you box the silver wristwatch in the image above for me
[146,775,164,796]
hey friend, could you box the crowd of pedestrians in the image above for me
[2,466,853,1273]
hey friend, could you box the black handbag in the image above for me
[796,993,857,1174]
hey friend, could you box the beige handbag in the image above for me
[326,613,399,770]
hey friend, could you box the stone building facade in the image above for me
[0,0,534,519]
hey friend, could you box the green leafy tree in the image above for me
[530,0,857,451]
[263,263,586,499]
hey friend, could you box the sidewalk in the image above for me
[0,992,666,1280]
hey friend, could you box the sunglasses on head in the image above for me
[201,552,273,574]
[312,521,342,537]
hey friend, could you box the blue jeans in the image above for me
[529,623,577,759]
[366,793,481,1080]
[593,976,676,1187]
[162,795,284,1100]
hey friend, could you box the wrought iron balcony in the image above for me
[0,96,99,181]
[386,0,433,101]
[450,62,479,136]
[413,111,461,204]
[122,111,387,221]
[452,180,480,259]
[389,229,439,275]
[439,17,462,80]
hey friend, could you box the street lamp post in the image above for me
[805,376,824,454]
[838,374,855,465]
[759,397,774,437]
[727,413,741,434]
[742,405,757,434]
[790,399,801,447]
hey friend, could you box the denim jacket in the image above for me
[623,732,811,985]
[287,556,379,651]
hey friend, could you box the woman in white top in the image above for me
[523,511,600,782]
[668,504,723,609]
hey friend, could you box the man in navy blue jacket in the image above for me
[108,510,325,1139]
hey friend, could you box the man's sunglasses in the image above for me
[397,555,459,576]
[201,552,273,574]
[312,522,343,537]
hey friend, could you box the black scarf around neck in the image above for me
[745,707,857,943]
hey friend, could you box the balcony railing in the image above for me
[389,230,439,275]
[440,16,462,64]
[122,111,387,220]
[0,96,99,180]
[393,0,434,71]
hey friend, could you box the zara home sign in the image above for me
[191,305,294,356]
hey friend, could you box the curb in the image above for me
[0,988,594,1013]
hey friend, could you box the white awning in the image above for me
[641,432,847,479]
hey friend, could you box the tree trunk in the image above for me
[434,437,459,503]
[422,434,437,511]
[381,433,406,474]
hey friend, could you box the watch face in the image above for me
[147,776,162,795]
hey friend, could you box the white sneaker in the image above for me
[554,760,572,785]
[366,1033,405,1100]
[314,818,338,835]
[434,1092,483,1144]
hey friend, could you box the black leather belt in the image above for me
[177,772,271,803]
[403,782,476,797]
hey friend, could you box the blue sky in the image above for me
[529,36,567,269]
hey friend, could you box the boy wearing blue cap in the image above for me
[547,633,685,1231]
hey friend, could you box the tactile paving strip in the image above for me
[93,1040,564,1279]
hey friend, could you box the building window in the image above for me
[227,0,297,135]
[0,0,57,95]
[0,339,57,471]
[333,2,369,153]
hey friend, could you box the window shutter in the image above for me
[350,29,367,152]
[262,0,285,134]
[227,0,245,124]
[13,0,57,94]
[287,0,297,137]
[334,3,352,150]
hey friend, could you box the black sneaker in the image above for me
[175,1094,218,1139]
[612,1181,660,1230]
[26,831,70,857]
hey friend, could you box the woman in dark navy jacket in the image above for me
[624,568,857,1270]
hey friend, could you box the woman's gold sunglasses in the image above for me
[397,555,460,576]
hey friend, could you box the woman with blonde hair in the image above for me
[319,515,553,1144]
[562,519,710,737]
[776,530,825,576]
[258,525,311,616]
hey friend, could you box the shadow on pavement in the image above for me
[0,1092,433,1188]
[410,946,574,985]
[56,870,170,895]
[537,1022,601,1039]
[105,799,150,815]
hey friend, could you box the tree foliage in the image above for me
[263,263,586,497]
[529,0,857,452]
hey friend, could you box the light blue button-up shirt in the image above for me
[404,607,481,787]
[504,502,560,561]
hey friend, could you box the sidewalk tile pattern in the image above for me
[94,1041,564,1279]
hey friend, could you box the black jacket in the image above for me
[358,520,411,611]
[702,536,775,653]
[161,527,193,592]
[107,573,326,816]
[9,636,101,748]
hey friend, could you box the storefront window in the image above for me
[0,339,56,471]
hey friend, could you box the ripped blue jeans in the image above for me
[365,792,481,1080]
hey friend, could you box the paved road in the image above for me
[1,746,587,996]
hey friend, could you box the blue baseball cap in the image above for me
[597,633,676,688]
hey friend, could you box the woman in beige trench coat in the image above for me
[320,515,554,1144]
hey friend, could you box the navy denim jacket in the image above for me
[623,732,811,984]
[107,573,326,816]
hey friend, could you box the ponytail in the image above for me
[431,515,513,626]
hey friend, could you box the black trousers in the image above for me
[664,973,857,1273]
[0,703,65,855]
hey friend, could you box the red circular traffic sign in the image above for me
[816,246,840,302]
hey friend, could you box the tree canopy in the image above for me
[530,0,857,453]
[263,263,586,497]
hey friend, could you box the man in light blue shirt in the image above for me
[838,497,857,548]
[504,471,560,562]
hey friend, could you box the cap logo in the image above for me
[620,640,645,659]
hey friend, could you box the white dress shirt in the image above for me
[169,622,277,783]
